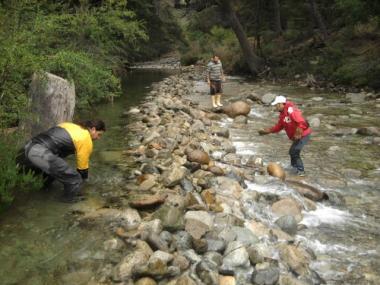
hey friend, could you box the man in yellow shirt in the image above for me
[19,120,105,202]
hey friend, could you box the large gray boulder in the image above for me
[27,72,75,136]
[223,101,251,118]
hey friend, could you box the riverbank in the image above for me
[66,66,362,285]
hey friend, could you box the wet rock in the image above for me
[325,191,346,206]
[135,277,157,285]
[182,249,202,264]
[278,244,311,276]
[204,251,223,268]
[192,238,208,254]
[180,178,194,193]
[186,149,210,165]
[219,226,259,246]
[138,219,163,235]
[279,274,309,285]
[129,194,166,209]
[219,275,236,285]
[162,164,188,187]
[356,127,380,136]
[103,238,124,251]
[223,101,251,118]
[275,215,298,235]
[340,168,362,178]
[345,92,366,103]
[195,260,219,284]
[207,166,224,176]
[210,126,230,138]
[222,241,250,269]
[246,245,265,265]
[253,264,280,285]
[271,198,303,222]
[286,180,328,201]
[61,270,92,285]
[151,250,174,264]
[114,248,151,281]
[141,163,160,174]
[213,177,244,200]
[261,93,276,105]
[175,274,197,285]
[184,211,214,239]
[233,115,248,124]
[153,205,184,232]
[206,239,226,253]
[173,231,193,250]
[173,254,190,270]
[267,163,286,180]
[307,117,320,128]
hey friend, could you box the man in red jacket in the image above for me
[258,95,312,176]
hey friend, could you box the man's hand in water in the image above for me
[258,129,270,136]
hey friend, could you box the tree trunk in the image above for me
[273,0,283,35]
[218,0,263,76]
[308,0,328,40]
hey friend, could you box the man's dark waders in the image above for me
[21,126,83,200]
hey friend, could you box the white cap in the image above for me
[271,95,287,106]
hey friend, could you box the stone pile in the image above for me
[74,67,330,285]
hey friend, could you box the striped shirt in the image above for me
[207,60,223,81]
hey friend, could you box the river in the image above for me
[0,69,172,285]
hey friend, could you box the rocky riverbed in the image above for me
[62,66,379,285]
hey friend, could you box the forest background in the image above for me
[0,0,379,209]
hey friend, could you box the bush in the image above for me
[45,50,121,107]
[0,132,43,212]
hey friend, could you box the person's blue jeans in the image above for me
[289,134,311,172]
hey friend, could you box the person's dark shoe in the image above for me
[297,170,306,177]
[60,193,85,203]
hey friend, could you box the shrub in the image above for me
[0,132,43,212]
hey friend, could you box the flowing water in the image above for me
[1,70,379,285]
[219,80,380,284]
[0,70,172,285]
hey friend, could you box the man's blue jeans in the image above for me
[289,134,311,172]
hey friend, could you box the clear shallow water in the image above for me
[0,70,171,285]
[223,81,380,284]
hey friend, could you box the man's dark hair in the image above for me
[79,120,106,131]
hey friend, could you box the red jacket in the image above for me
[270,101,312,140]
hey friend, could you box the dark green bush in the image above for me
[0,132,43,212]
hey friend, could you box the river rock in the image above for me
[252,263,280,285]
[286,180,328,201]
[233,115,248,124]
[271,198,303,222]
[186,149,210,165]
[219,275,236,285]
[115,249,151,280]
[135,277,157,285]
[195,261,219,284]
[162,164,188,187]
[267,163,286,180]
[356,127,380,136]
[345,92,366,103]
[173,254,190,270]
[275,215,298,235]
[153,205,184,232]
[261,93,276,105]
[308,117,320,128]
[278,244,311,276]
[175,274,198,285]
[222,241,250,269]
[223,101,251,118]
[129,194,166,209]
[184,210,214,239]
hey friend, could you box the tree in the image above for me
[308,0,328,40]
[218,0,263,76]
[273,0,283,35]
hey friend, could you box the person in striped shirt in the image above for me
[206,55,225,108]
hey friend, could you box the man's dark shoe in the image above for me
[60,193,85,203]
[297,170,306,177]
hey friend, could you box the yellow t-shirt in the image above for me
[58,122,93,170]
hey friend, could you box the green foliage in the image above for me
[0,132,43,212]
[45,50,121,107]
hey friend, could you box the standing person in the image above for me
[258,96,311,176]
[206,55,225,108]
[18,120,106,202]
